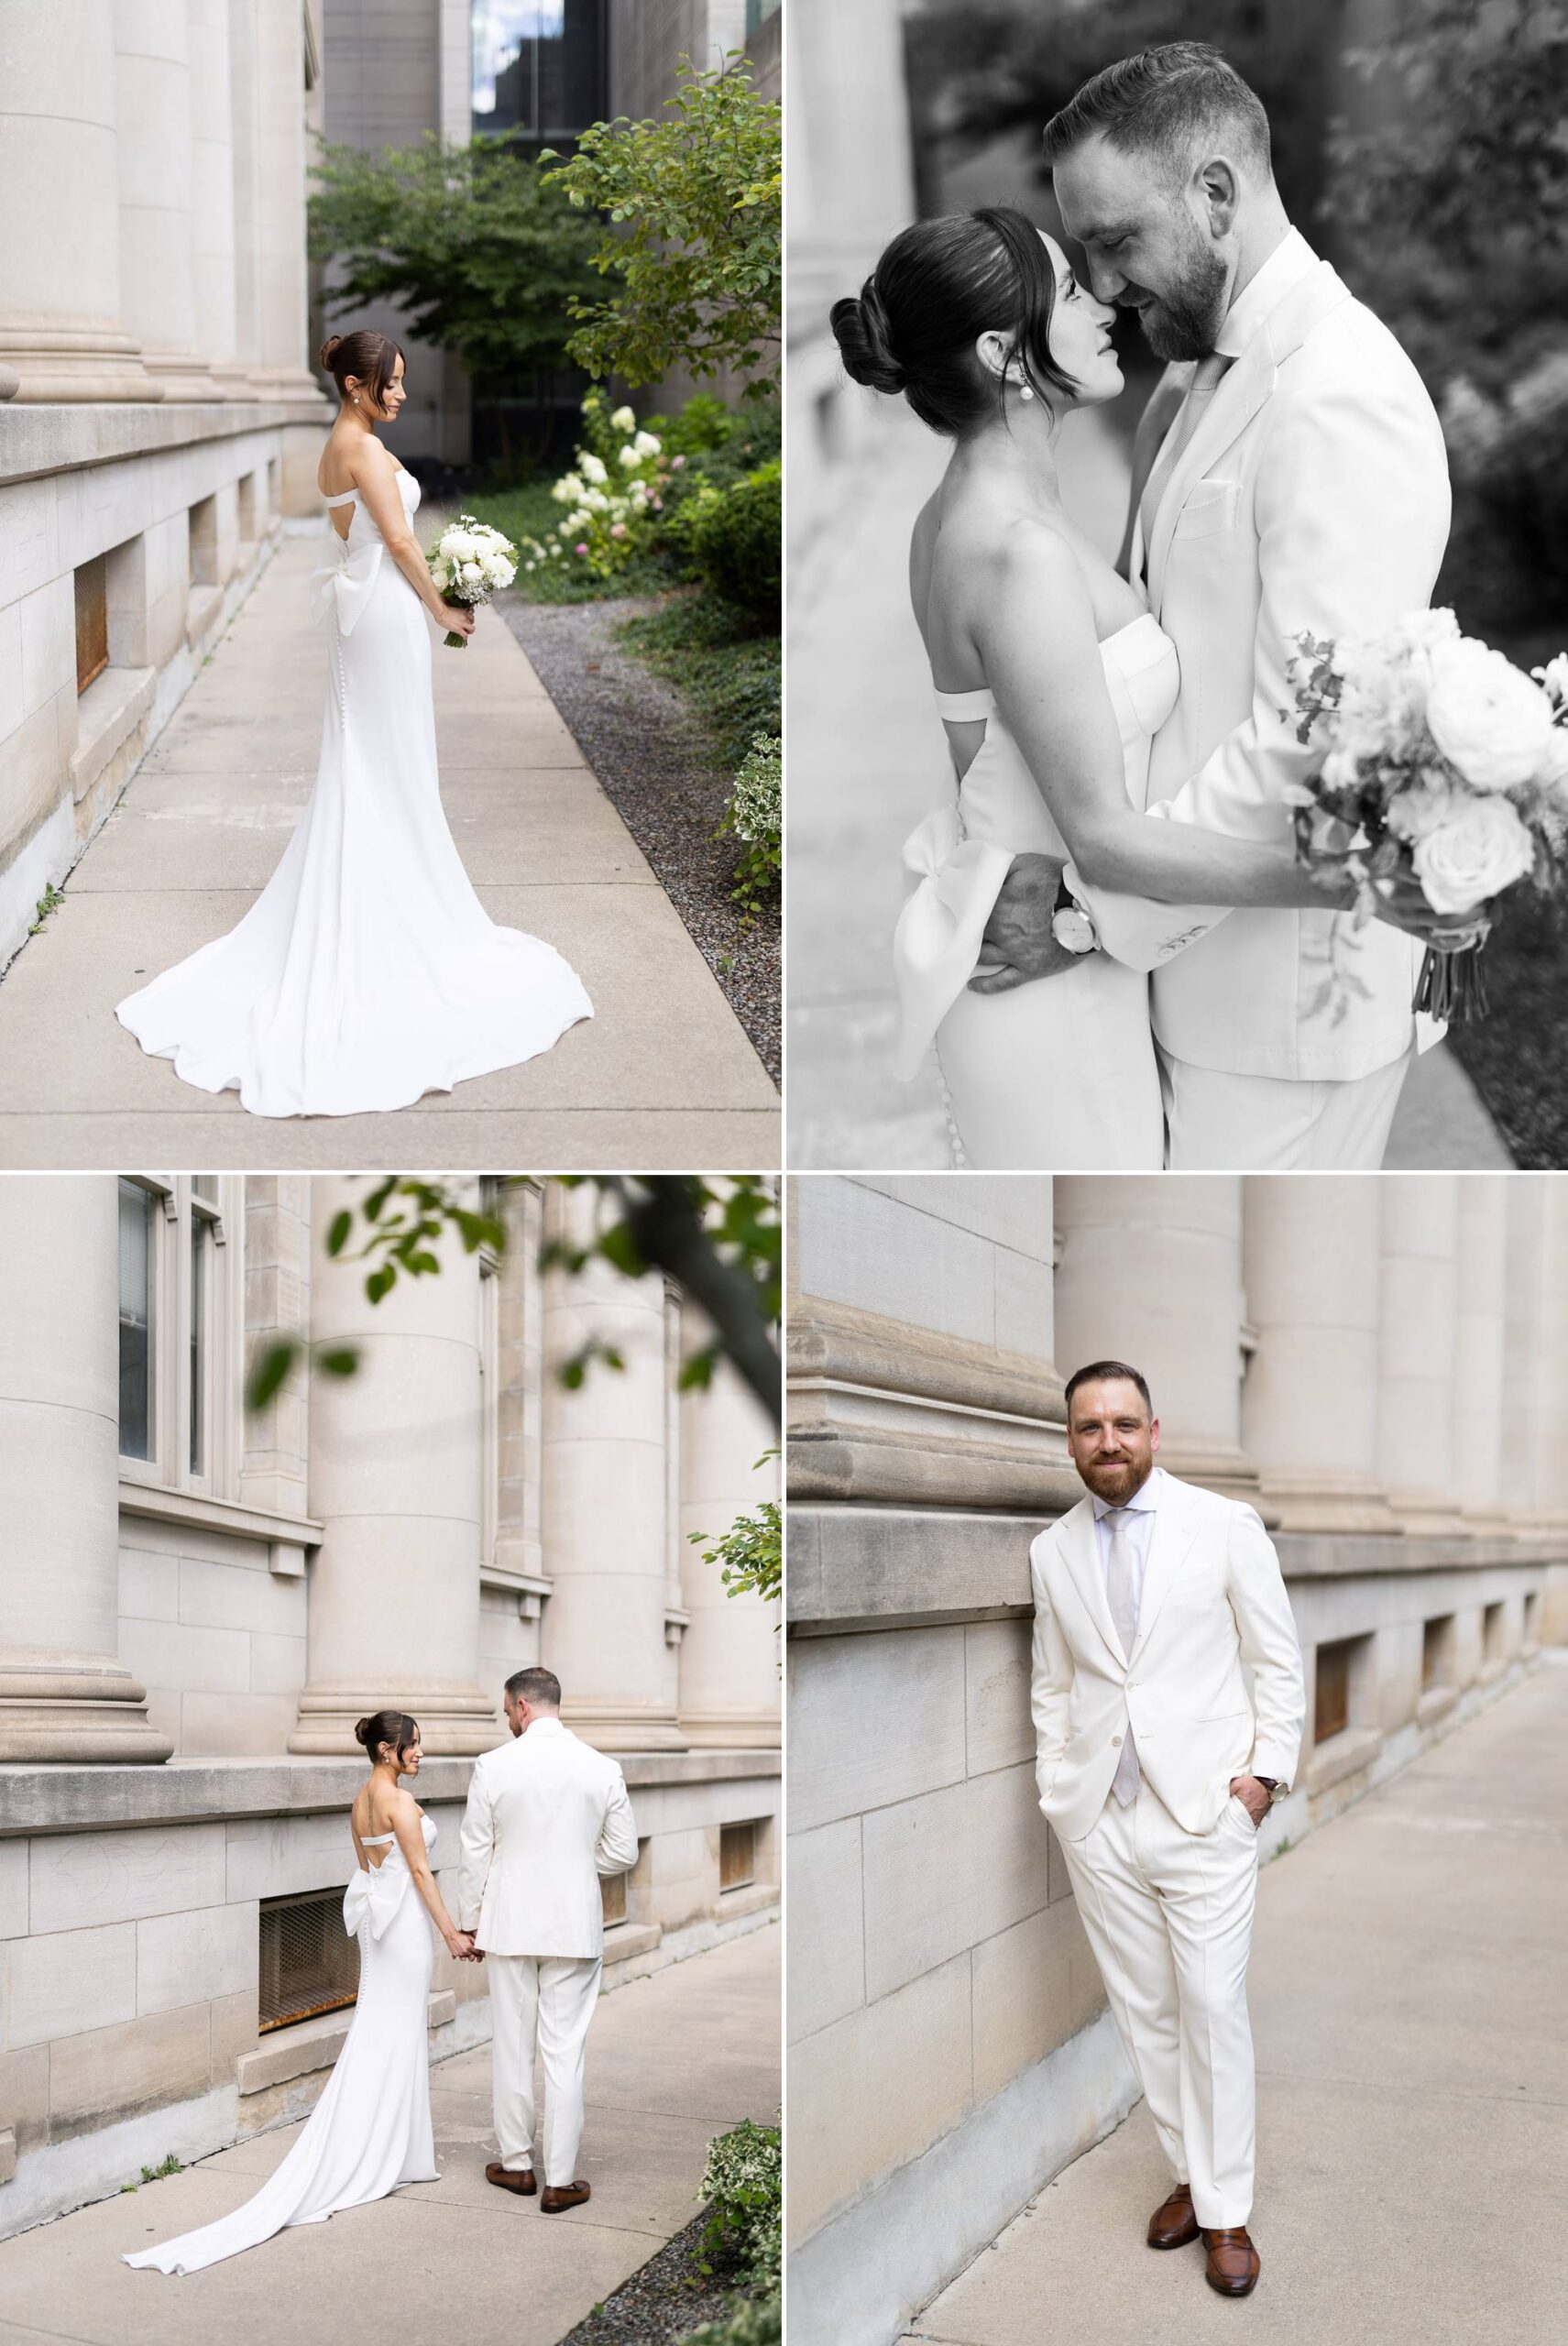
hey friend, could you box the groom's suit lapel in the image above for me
[1126,1477,1201,1668]
[1058,1502,1126,1670]
[1146,259,1354,617]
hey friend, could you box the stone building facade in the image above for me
[0,1174,779,2238]
[786,1172,1568,2346]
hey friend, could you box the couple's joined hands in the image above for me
[447,1928,485,1963]
[970,851,1485,996]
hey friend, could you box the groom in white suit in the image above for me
[458,1667,638,2211]
[1032,1363,1304,2297]
[982,43,1453,1169]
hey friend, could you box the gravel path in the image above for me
[554,2209,740,2346]
[497,593,781,1086]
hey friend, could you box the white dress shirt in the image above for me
[1091,1464,1165,1644]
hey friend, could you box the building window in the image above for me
[118,1176,239,1494]
[118,1178,158,1461]
[1483,1601,1505,1665]
[1421,1615,1453,1691]
[1525,1591,1541,1647]
[720,1821,757,1892]
[601,1869,628,1927]
[75,554,110,692]
[471,1,608,151]
[238,469,258,543]
[745,0,780,37]
[1314,1639,1353,1744]
[189,494,218,586]
[259,1890,358,2033]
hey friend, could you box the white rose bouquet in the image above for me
[1285,610,1568,1021]
[425,512,518,648]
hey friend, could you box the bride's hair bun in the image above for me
[319,334,345,370]
[317,327,405,414]
[353,1715,373,1749]
[829,281,906,395]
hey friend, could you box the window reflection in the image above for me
[118,1179,155,1462]
[471,1,606,148]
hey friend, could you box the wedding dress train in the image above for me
[115,471,592,1116]
[124,1814,442,2275]
[893,607,1195,1169]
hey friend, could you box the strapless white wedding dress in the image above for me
[893,608,1188,1168]
[115,471,592,1116]
[124,1814,441,2275]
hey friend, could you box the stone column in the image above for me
[539,1187,685,1750]
[291,1178,499,1755]
[0,0,161,400]
[1376,1174,1463,1533]
[1240,1176,1395,1532]
[1053,1177,1264,1504]
[1453,1178,1510,1531]
[0,1178,171,1761]
[679,1316,781,1748]
[226,0,263,388]
[252,0,323,400]
[188,0,248,396]
[1501,1176,1568,1531]
[113,0,224,398]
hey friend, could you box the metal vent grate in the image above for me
[258,1888,360,2034]
[720,1822,756,1893]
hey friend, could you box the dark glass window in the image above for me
[75,554,109,693]
[118,1179,156,1461]
[472,1,607,149]
[1314,1639,1353,1743]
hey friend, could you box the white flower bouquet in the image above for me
[1285,608,1568,1021]
[425,513,518,647]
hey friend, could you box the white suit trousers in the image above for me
[1057,1783,1260,2228]
[1159,1045,1412,1171]
[488,1952,602,2186]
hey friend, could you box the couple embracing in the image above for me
[835,41,1459,1170]
[125,1669,635,2276]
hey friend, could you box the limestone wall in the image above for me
[786,1173,1568,2346]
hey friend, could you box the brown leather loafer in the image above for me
[1203,2226,1261,2296]
[485,2162,537,2196]
[1147,2180,1200,2249]
[541,2178,591,2213]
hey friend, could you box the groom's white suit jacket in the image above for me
[1075,230,1453,1081]
[457,1717,638,1959]
[1030,1472,1304,1846]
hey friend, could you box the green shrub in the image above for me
[691,464,781,621]
[717,734,782,929]
[697,2116,781,2291]
[679,2297,782,2346]
[613,595,780,771]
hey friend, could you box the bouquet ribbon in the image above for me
[308,540,383,637]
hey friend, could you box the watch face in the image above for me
[1051,905,1096,955]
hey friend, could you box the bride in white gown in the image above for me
[116,329,592,1117]
[125,1711,477,2276]
[831,208,1361,1168]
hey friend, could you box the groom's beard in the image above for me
[1079,1453,1152,1505]
[1128,235,1230,363]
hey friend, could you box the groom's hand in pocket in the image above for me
[970,852,1076,994]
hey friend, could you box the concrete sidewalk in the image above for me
[901,1666,1568,2346]
[0,532,778,1170]
[786,401,1511,1170]
[0,1921,778,2346]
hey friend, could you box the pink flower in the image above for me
[652,499,663,511]
[672,454,686,468]
[610,522,627,538]
[575,542,588,555]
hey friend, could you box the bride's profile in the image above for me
[115,326,592,1118]
[124,1711,477,2275]
[831,208,1381,1168]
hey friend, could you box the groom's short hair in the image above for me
[1064,1361,1153,1420]
[1042,43,1271,187]
[506,1666,562,1709]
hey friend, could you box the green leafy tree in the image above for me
[307,134,603,448]
[687,1458,782,1611]
[543,54,781,401]
[247,1177,780,1429]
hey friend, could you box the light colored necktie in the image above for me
[1138,350,1234,579]
[1105,1509,1143,1806]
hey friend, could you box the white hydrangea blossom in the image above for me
[611,405,637,432]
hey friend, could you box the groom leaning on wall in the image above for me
[458,1668,639,2212]
[983,44,1452,1170]
[1032,1363,1304,2298]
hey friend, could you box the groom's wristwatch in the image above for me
[1253,1776,1282,1803]
[1051,872,1098,955]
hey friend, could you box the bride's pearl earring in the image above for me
[1018,382,1034,401]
